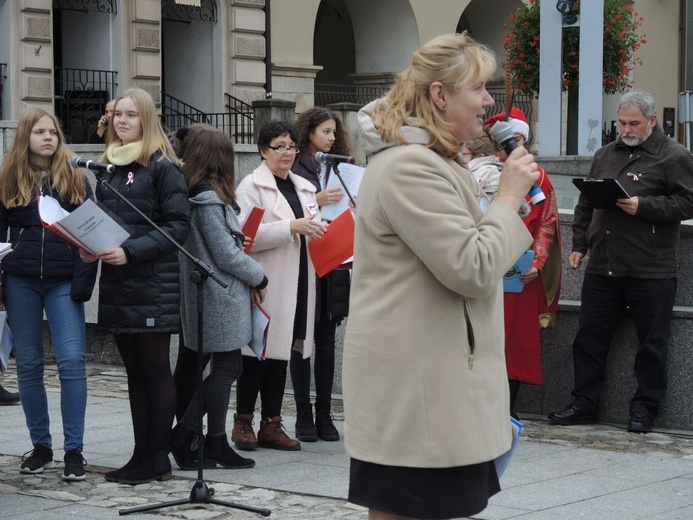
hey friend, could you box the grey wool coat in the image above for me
[179,189,266,353]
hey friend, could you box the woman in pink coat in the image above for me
[233,121,325,452]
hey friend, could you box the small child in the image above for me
[462,130,530,218]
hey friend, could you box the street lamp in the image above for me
[556,0,578,25]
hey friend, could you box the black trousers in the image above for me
[236,356,288,418]
[175,348,243,435]
[571,274,677,417]
[290,316,338,405]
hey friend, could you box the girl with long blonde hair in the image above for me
[81,88,191,485]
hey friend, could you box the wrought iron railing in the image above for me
[0,63,6,120]
[54,67,118,144]
[160,93,211,131]
[314,83,390,107]
[52,0,117,14]
[225,93,254,144]
[162,0,216,22]
[161,93,255,144]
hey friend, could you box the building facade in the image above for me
[0,0,687,147]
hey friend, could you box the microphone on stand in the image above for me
[70,156,116,174]
[315,151,356,164]
[490,121,545,205]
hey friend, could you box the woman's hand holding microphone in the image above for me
[495,147,540,213]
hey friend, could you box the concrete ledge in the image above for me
[517,301,693,430]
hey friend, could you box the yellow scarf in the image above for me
[106,141,144,166]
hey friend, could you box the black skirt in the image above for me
[348,457,500,519]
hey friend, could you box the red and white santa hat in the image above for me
[483,106,529,140]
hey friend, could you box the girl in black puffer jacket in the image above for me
[81,88,190,485]
[0,108,97,481]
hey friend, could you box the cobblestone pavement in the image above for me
[0,364,362,519]
[2,364,693,519]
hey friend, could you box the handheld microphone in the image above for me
[315,151,356,164]
[70,156,116,174]
[490,121,545,205]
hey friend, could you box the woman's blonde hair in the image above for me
[372,32,496,158]
[102,88,180,166]
[0,108,87,208]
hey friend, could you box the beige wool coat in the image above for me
[343,122,532,469]
[237,162,318,361]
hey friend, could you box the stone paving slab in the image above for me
[3,363,693,519]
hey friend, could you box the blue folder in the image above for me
[503,250,535,293]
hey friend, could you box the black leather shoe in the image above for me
[548,404,598,425]
[0,384,20,405]
[627,412,653,434]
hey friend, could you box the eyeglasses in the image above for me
[267,145,299,154]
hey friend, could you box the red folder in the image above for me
[308,209,355,277]
[241,206,265,253]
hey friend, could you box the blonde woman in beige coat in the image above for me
[343,33,540,520]
[233,121,325,452]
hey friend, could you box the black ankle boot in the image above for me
[0,384,20,405]
[295,402,318,442]
[169,423,199,470]
[203,433,255,469]
[104,446,145,482]
[118,448,172,485]
[315,402,339,441]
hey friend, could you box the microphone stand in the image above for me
[89,170,270,517]
[326,160,356,208]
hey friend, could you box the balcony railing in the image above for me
[54,67,118,144]
[0,63,6,120]
[314,83,390,107]
[161,93,255,144]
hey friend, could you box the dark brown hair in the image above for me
[295,106,352,157]
[180,125,237,207]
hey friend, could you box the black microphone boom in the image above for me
[490,121,545,205]
[315,151,356,164]
[70,156,116,174]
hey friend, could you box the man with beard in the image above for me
[549,91,693,433]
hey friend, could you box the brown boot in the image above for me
[257,416,301,451]
[231,413,258,451]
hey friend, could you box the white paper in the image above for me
[39,196,130,255]
[249,304,270,359]
[0,243,13,262]
[320,163,365,222]
[0,311,13,374]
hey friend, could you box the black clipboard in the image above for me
[572,178,631,209]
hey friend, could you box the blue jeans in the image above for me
[4,274,87,450]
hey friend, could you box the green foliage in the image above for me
[502,0,646,97]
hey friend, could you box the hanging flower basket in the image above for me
[502,0,646,97]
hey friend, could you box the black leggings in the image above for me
[290,317,338,404]
[236,356,288,418]
[175,348,243,435]
[114,332,175,451]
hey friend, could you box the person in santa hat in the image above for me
[484,107,562,419]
